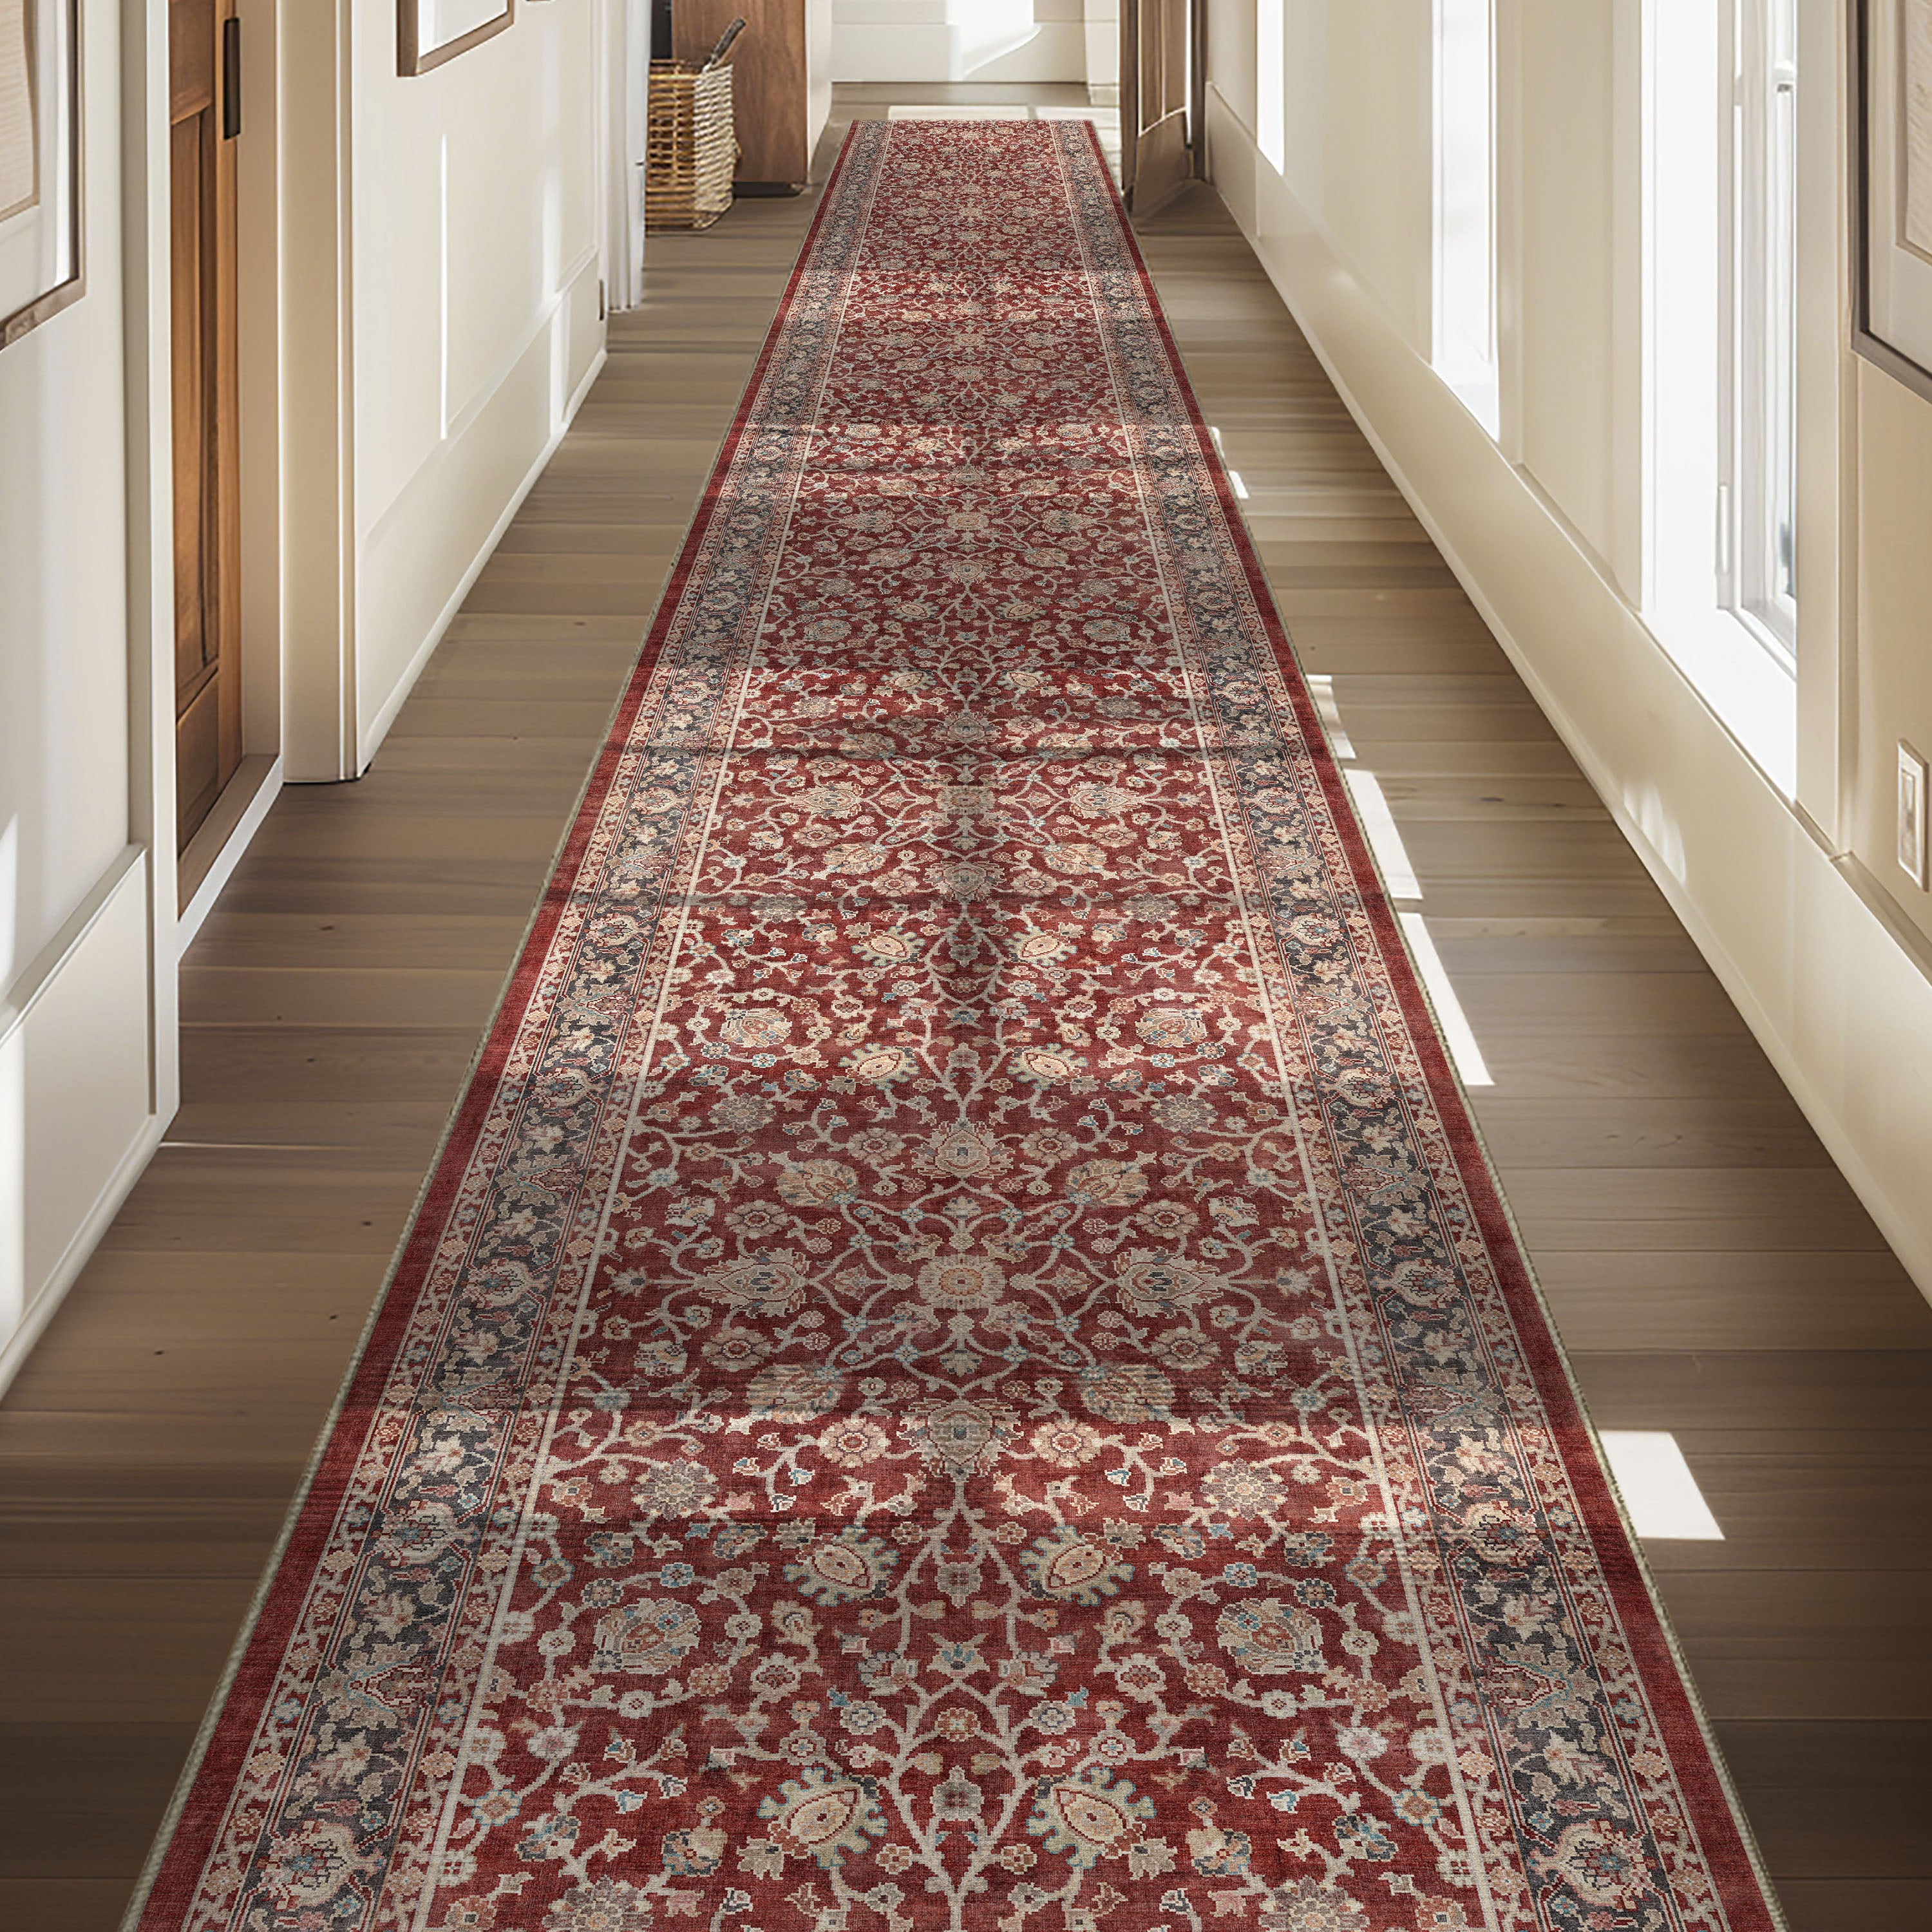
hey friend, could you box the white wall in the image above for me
[0,17,133,983]
[1204,0,1932,1302]
[1851,365,1932,943]
[267,0,612,784]
[348,0,607,767]
[0,0,615,1392]
[0,0,175,1389]
[832,0,1094,85]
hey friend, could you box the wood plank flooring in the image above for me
[2,90,1927,1932]
[1131,193,1932,1930]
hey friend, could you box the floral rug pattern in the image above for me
[134,124,1779,1932]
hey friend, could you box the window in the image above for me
[1723,0,1798,665]
[1642,0,1799,792]
[1257,0,1285,175]
[1434,0,1497,435]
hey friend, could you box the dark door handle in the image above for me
[222,15,241,140]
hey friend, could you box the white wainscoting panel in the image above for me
[0,852,165,1396]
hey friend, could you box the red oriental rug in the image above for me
[131,124,1783,1932]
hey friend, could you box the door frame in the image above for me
[8,0,298,1396]
[1188,0,1206,169]
[600,0,649,312]
[138,0,641,933]
[141,0,299,931]
[160,0,370,930]
[1120,0,1206,209]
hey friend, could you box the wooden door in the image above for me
[672,0,815,191]
[171,0,242,851]
[1121,0,1193,215]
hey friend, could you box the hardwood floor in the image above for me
[1,90,1927,1932]
[1130,193,1932,1931]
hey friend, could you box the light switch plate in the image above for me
[1899,741,1928,889]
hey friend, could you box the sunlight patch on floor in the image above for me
[1343,768,1423,902]
[882,102,1124,178]
[1598,1431,1727,1540]
[1303,672,1358,759]
[887,106,1041,120]
[1307,675,1492,1089]
[1399,911,1494,1088]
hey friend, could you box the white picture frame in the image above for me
[0,0,82,349]
[1859,0,1932,397]
[399,0,515,76]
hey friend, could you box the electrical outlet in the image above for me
[1899,742,1928,889]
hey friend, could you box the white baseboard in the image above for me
[177,754,285,946]
[355,321,610,773]
[0,1110,169,1404]
[0,853,169,1399]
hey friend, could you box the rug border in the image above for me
[1072,122,1787,1932]
[120,119,1786,1932]
[118,126,867,1932]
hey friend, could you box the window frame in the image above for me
[1432,0,1500,436]
[1640,0,1799,796]
[1721,0,1800,671]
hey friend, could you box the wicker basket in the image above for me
[645,61,737,232]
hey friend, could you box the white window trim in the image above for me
[1257,0,1285,174]
[1721,0,1799,667]
[1432,0,1500,437]
[1640,0,1799,797]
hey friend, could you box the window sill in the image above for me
[1437,365,1500,440]
[1641,602,1799,798]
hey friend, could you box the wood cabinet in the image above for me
[672,0,831,191]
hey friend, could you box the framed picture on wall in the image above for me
[1857,0,1932,399]
[399,0,514,76]
[0,0,82,349]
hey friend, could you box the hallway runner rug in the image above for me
[132,124,1781,1932]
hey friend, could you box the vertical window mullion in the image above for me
[1719,0,1743,610]
[1728,0,1798,665]
[1770,50,1798,613]
[1434,0,1498,434]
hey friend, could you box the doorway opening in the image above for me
[832,0,1202,213]
[167,0,288,932]
[169,0,243,858]
[1121,0,1204,213]
[828,3,1168,190]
